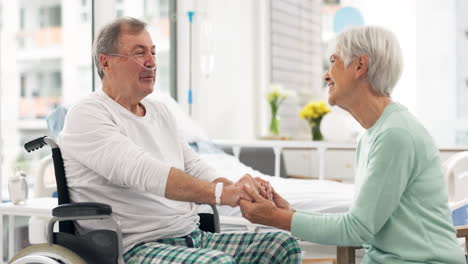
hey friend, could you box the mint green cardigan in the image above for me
[291,103,465,264]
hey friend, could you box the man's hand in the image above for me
[220,174,263,207]
[239,184,294,231]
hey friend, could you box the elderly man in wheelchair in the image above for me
[10,17,301,264]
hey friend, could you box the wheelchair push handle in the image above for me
[24,136,59,152]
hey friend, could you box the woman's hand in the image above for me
[272,186,293,211]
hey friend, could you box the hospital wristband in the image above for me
[215,182,223,206]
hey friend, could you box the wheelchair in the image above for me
[9,136,220,264]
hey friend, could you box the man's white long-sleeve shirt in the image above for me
[58,90,218,253]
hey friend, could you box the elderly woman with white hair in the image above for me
[240,26,466,263]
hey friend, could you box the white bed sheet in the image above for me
[198,153,354,217]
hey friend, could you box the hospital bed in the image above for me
[193,141,355,228]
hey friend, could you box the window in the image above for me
[39,7,45,28]
[19,8,25,30]
[0,0,177,201]
[80,0,90,22]
[20,75,26,97]
[116,0,124,17]
[159,0,169,18]
[48,6,61,27]
[0,0,92,199]
[38,6,62,28]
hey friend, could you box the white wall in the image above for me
[415,1,457,146]
[177,0,265,140]
[352,0,458,146]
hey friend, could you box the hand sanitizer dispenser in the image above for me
[8,171,28,204]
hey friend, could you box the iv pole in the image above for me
[187,11,195,116]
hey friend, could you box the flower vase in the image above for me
[310,119,323,141]
[269,109,280,136]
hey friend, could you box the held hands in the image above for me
[219,174,292,211]
[253,177,292,209]
[239,177,294,229]
[218,174,294,230]
[220,174,264,207]
[239,183,278,225]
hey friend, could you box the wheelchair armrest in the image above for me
[49,203,114,240]
[48,202,123,263]
[53,202,112,218]
[195,204,220,233]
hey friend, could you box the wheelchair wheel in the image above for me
[9,243,87,264]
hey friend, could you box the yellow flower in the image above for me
[299,101,330,124]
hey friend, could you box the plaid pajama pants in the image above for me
[123,227,301,264]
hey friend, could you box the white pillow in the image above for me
[150,92,209,142]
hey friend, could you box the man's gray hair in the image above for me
[93,17,147,80]
[336,26,403,96]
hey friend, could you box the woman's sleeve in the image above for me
[291,128,415,246]
[58,102,171,197]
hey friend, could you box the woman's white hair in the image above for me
[336,26,403,96]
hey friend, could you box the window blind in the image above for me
[270,0,323,138]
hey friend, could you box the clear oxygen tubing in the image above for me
[107,53,157,71]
